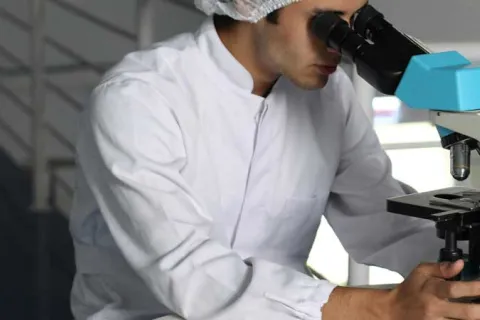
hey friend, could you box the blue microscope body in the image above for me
[397,50,480,134]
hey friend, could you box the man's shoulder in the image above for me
[89,30,207,112]
[102,32,197,85]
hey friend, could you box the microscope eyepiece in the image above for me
[310,11,367,60]
[310,5,429,95]
[310,10,400,95]
[310,11,349,51]
[350,4,385,41]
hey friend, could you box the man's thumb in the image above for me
[416,260,464,278]
[438,260,464,279]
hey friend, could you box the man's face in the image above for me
[255,0,367,90]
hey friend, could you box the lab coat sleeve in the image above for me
[323,76,444,278]
[77,79,337,320]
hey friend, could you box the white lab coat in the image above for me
[69,17,444,320]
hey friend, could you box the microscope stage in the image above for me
[387,187,480,223]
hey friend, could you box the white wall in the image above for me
[0,0,205,68]
[0,0,205,82]
[0,0,206,213]
[369,0,480,43]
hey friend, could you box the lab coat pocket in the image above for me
[265,196,325,251]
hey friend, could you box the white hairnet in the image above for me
[194,0,301,23]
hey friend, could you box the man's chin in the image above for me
[291,75,330,90]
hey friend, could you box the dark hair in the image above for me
[213,9,281,29]
[266,9,280,24]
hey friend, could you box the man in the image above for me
[69,0,480,319]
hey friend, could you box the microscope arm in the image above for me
[432,111,480,146]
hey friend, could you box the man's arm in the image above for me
[323,260,480,320]
[77,79,338,319]
[323,72,443,277]
[323,287,390,319]
[316,72,480,320]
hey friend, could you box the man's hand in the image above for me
[389,260,480,319]
[322,260,480,320]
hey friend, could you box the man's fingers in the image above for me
[416,260,464,279]
[440,300,480,319]
[434,280,480,299]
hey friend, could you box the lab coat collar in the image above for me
[195,18,256,95]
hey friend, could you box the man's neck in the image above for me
[216,22,279,97]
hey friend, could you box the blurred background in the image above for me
[0,0,479,319]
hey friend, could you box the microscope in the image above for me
[311,5,480,281]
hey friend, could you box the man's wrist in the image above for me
[322,286,393,320]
